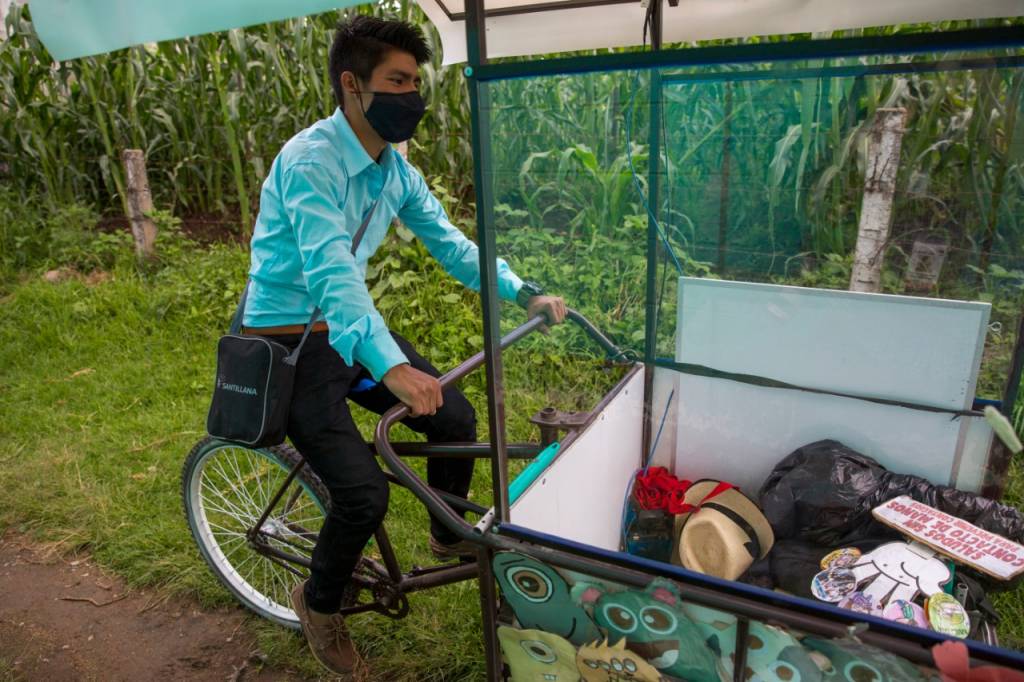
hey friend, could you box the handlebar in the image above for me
[373,307,632,543]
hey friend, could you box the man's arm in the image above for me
[282,161,441,416]
[397,164,523,301]
[397,163,566,326]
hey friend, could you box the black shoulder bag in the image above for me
[206,199,379,447]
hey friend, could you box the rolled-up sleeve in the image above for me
[282,161,408,380]
[397,164,523,301]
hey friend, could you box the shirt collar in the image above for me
[330,107,394,177]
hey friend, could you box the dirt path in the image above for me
[0,530,306,681]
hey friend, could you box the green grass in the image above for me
[0,657,21,681]
[0,239,619,681]
[2,225,1023,678]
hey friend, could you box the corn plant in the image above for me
[0,1,476,232]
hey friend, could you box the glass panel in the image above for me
[483,41,1024,656]
[485,45,1024,485]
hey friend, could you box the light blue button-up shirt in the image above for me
[244,108,523,381]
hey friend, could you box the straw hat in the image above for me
[673,479,774,581]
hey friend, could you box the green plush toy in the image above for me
[575,578,721,682]
[494,551,602,646]
[576,638,665,682]
[802,638,939,682]
[498,626,582,682]
[682,603,822,682]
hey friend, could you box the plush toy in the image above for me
[576,638,665,682]
[803,637,939,682]
[847,543,950,612]
[682,603,821,682]
[494,551,602,646]
[498,626,582,682]
[575,578,721,682]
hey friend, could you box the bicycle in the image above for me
[181,311,631,630]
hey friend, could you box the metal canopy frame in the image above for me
[432,0,636,22]
[461,1,1024,678]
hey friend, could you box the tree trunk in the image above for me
[121,149,157,260]
[849,108,907,293]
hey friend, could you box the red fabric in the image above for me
[632,468,736,514]
[932,641,1024,682]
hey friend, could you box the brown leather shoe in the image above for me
[429,534,478,561]
[291,581,365,677]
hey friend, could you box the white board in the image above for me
[673,278,992,494]
[873,496,1024,581]
[510,368,645,551]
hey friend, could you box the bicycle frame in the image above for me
[242,309,623,619]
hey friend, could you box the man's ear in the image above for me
[340,71,358,95]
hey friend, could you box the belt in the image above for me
[242,321,329,335]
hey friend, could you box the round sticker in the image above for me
[811,568,857,602]
[926,593,970,638]
[820,547,862,570]
[882,599,928,629]
[838,591,878,616]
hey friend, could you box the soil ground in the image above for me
[0,530,306,681]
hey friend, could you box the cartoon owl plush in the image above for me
[682,603,821,682]
[575,578,721,682]
[498,626,581,682]
[576,638,664,682]
[802,638,938,682]
[494,551,602,646]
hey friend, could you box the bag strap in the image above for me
[231,197,381,336]
[282,196,382,360]
[283,198,381,365]
[228,280,251,335]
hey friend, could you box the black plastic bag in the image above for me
[757,440,1024,588]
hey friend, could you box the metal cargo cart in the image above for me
[33,0,1024,679]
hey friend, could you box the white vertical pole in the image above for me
[850,107,907,293]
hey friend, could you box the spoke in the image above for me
[202,460,252,514]
[201,489,250,526]
[219,450,248,507]
[202,479,255,523]
[201,498,252,524]
[225,451,257,509]
[283,513,323,527]
[265,531,314,554]
[264,559,276,606]
[209,456,238,494]
[207,520,249,537]
[231,551,259,581]
[263,454,278,510]
[272,564,291,605]
[232,454,265,514]
[220,537,248,562]
[199,483,249,520]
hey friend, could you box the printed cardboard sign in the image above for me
[872,496,1024,581]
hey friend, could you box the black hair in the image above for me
[329,16,432,108]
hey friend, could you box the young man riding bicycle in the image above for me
[241,15,565,676]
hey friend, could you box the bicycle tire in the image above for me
[181,436,329,629]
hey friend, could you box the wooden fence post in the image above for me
[849,107,907,293]
[121,149,157,260]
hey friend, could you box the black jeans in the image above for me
[283,330,476,614]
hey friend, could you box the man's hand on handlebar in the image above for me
[382,363,443,417]
[526,295,567,334]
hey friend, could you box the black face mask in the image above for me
[357,89,426,143]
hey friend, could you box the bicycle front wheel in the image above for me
[181,436,328,629]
